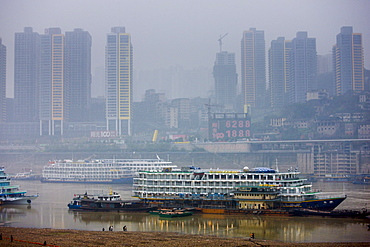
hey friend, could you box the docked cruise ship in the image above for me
[0,167,38,205]
[42,158,176,183]
[133,166,347,213]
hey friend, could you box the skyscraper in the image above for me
[333,26,364,95]
[287,32,317,103]
[269,37,288,109]
[0,38,6,122]
[14,27,40,122]
[213,51,237,110]
[105,27,133,136]
[65,28,92,122]
[39,28,66,135]
[317,53,333,74]
[241,28,266,110]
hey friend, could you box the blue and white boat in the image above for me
[0,167,38,205]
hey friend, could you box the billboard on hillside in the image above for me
[209,113,251,141]
[90,130,117,138]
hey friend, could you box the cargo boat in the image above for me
[42,158,176,184]
[133,166,347,214]
[68,189,155,212]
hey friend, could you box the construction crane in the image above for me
[218,33,228,52]
[205,99,224,119]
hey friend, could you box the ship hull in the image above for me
[281,196,346,211]
[1,195,38,205]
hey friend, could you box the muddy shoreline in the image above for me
[0,226,368,246]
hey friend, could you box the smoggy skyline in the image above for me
[1,0,369,99]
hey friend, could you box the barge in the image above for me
[68,189,155,212]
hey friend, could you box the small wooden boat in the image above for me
[149,209,173,215]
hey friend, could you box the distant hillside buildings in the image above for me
[0,26,368,141]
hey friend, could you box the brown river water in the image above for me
[1,180,369,243]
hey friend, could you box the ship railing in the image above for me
[314,193,347,200]
[136,194,234,200]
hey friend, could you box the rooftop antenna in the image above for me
[218,33,228,52]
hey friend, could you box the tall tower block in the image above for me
[241,28,266,110]
[333,26,364,95]
[105,27,133,136]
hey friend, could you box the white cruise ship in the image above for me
[133,166,346,212]
[42,158,176,184]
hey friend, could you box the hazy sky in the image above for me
[1,0,369,98]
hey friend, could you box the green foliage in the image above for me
[281,103,316,119]
[321,94,361,115]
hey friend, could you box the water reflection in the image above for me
[67,210,370,242]
[0,205,37,226]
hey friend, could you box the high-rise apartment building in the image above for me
[333,26,364,95]
[317,53,333,74]
[172,98,190,129]
[269,37,289,109]
[39,28,66,135]
[105,27,133,136]
[40,28,92,135]
[213,51,237,110]
[65,28,92,122]
[14,27,40,122]
[287,32,317,103]
[241,28,266,110]
[0,38,6,122]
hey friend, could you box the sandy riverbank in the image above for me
[0,227,369,247]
